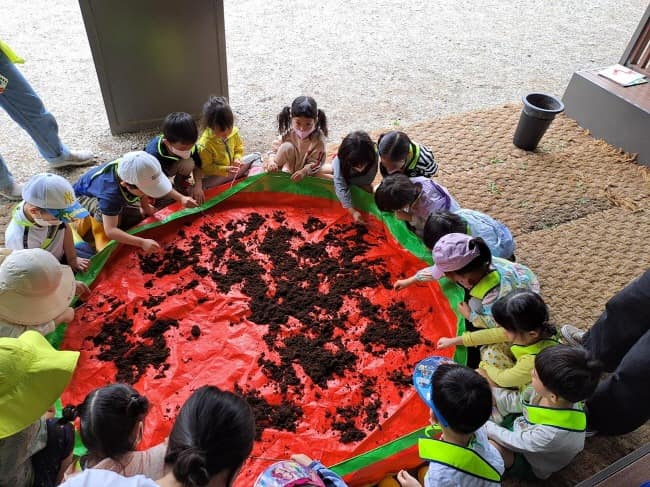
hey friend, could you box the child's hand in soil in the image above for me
[140,238,161,253]
[290,453,313,466]
[397,470,421,487]
[348,208,364,224]
[180,195,198,208]
[394,276,416,290]
[457,301,471,319]
[74,281,91,298]
[436,336,461,350]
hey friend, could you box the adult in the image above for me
[60,385,256,487]
[562,269,650,435]
[0,40,93,200]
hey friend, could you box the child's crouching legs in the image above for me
[489,439,514,468]
[275,142,299,174]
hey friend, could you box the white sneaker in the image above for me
[560,324,586,346]
[49,150,94,169]
[0,181,23,200]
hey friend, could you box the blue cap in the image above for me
[413,355,455,427]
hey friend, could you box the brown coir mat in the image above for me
[352,104,648,486]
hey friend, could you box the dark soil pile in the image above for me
[84,210,427,444]
[90,306,179,384]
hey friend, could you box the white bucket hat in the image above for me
[0,248,76,325]
[117,151,172,199]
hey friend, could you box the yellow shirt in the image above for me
[197,126,244,177]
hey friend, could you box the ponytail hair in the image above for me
[278,96,328,136]
[374,174,419,211]
[455,237,492,276]
[78,384,149,460]
[377,131,411,163]
[165,385,255,487]
[535,345,603,403]
[492,289,556,337]
[423,211,467,249]
[201,95,234,132]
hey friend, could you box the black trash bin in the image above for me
[513,93,565,151]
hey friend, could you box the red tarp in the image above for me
[61,190,457,486]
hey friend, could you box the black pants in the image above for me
[583,270,650,435]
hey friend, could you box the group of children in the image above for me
[0,94,607,486]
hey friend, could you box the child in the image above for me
[254,454,347,486]
[377,131,438,178]
[264,96,330,182]
[65,384,165,480]
[424,209,515,261]
[144,112,201,196]
[332,131,378,224]
[397,356,504,487]
[0,331,80,486]
[62,385,256,486]
[394,234,539,331]
[4,173,91,272]
[374,174,460,235]
[73,151,197,252]
[0,248,88,338]
[195,96,258,203]
[486,346,602,480]
[437,290,558,389]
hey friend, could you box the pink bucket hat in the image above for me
[429,233,480,279]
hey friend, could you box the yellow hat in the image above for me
[0,248,75,325]
[0,331,79,439]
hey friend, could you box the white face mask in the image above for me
[170,146,192,159]
[33,216,61,227]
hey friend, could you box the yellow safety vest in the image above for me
[418,437,502,483]
[469,270,501,299]
[523,402,586,432]
[510,339,558,361]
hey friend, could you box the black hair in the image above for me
[277,96,328,137]
[77,384,149,461]
[492,289,556,338]
[377,131,411,164]
[162,112,198,144]
[201,95,234,132]
[432,363,492,434]
[423,211,467,249]
[535,345,603,403]
[165,385,255,487]
[454,237,492,276]
[374,174,419,212]
[337,131,377,180]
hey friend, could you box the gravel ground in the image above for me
[0,0,647,186]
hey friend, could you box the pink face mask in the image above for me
[294,128,314,140]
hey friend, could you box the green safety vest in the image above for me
[418,437,502,483]
[510,339,558,361]
[0,40,25,63]
[12,204,64,250]
[405,142,421,171]
[469,270,501,299]
[89,159,140,204]
[523,402,586,432]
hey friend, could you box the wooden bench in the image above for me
[563,6,650,166]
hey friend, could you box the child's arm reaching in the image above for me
[479,353,536,389]
[63,225,89,273]
[394,266,435,290]
[437,327,508,350]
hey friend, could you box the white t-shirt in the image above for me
[4,202,66,260]
[424,426,505,487]
[60,469,158,487]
